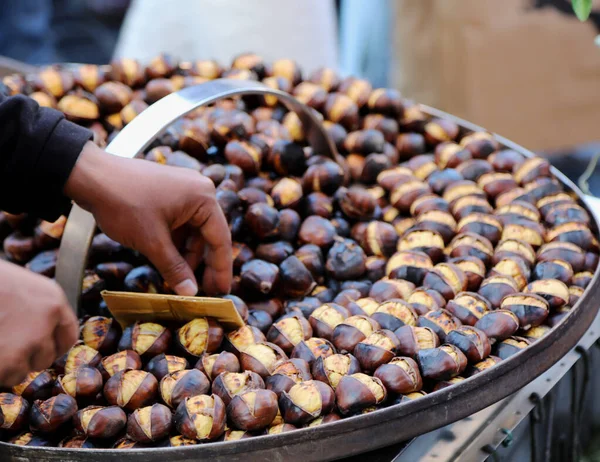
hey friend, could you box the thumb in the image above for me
[145,233,198,296]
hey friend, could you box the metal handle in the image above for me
[56,79,341,313]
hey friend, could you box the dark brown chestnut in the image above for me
[369,278,414,303]
[0,393,29,431]
[474,310,520,342]
[407,288,446,315]
[335,373,386,415]
[535,258,575,283]
[119,322,172,359]
[385,251,433,286]
[73,405,126,439]
[331,316,380,354]
[160,369,211,409]
[81,316,121,354]
[8,432,52,447]
[465,356,503,377]
[493,238,536,267]
[489,258,530,291]
[126,403,172,443]
[478,275,519,308]
[212,371,265,406]
[267,315,313,354]
[222,325,267,357]
[524,279,569,309]
[174,394,226,440]
[445,292,491,326]
[416,309,462,342]
[394,325,440,358]
[145,354,188,381]
[279,380,335,425]
[195,351,240,380]
[239,342,288,378]
[423,263,467,301]
[371,300,418,331]
[353,330,400,372]
[53,366,103,402]
[104,370,158,411]
[29,394,78,433]
[175,318,224,358]
[445,326,491,363]
[373,357,422,394]
[537,242,585,273]
[448,256,486,292]
[416,345,467,381]
[308,304,349,340]
[397,229,445,263]
[265,359,312,396]
[291,337,336,366]
[500,293,550,329]
[99,350,143,381]
[326,238,367,281]
[446,232,494,266]
[55,344,101,375]
[227,389,279,431]
[12,371,55,402]
[311,353,361,390]
[298,215,338,249]
[279,256,317,299]
[495,337,532,360]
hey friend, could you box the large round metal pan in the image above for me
[2,80,599,461]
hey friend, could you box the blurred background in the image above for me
[1,0,600,191]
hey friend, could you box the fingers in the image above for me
[183,231,205,272]
[0,365,28,388]
[189,199,232,296]
[145,230,199,296]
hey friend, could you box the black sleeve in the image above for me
[0,93,93,222]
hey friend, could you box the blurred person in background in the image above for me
[114,0,338,75]
[0,0,129,66]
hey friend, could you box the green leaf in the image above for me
[573,0,593,21]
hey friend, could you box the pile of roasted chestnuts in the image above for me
[0,53,597,449]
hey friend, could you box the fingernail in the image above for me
[174,279,198,296]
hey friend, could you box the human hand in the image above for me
[0,260,79,387]
[65,142,232,296]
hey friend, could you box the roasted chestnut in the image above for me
[371,300,418,331]
[489,258,530,291]
[369,278,415,303]
[73,405,127,439]
[500,293,550,329]
[227,389,279,431]
[465,355,503,377]
[417,309,462,342]
[524,279,569,309]
[53,366,103,402]
[241,259,280,295]
[478,275,519,308]
[397,229,445,263]
[160,369,211,409]
[279,255,317,298]
[331,315,380,353]
[445,326,491,363]
[0,393,29,431]
[8,432,52,447]
[335,373,386,415]
[104,370,158,411]
[265,359,312,396]
[291,337,336,366]
[99,350,143,381]
[353,330,400,372]
[59,436,96,448]
[267,315,313,354]
[55,344,101,375]
[81,316,121,354]
[119,322,172,359]
[417,345,467,381]
[474,310,520,341]
[174,394,226,440]
[12,371,55,402]
[445,292,491,326]
[195,351,240,380]
[222,325,267,357]
[394,325,440,358]
[175,318,224,358]
[279,380,335,425]
[308,304,349,340]
[495,337,532,360]
[126,403,172,443]
[239,342,288,378]
[212,371,265,406]
[29,394,78,433]
[407,288,446,315]
[326,238,367,281]
[373,357,422,395]
[446,232,494,266]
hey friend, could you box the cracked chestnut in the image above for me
[445,326,491,363]
[175,317,224,358]
[0,393,29,431]
[53,366,103,402]
[104,370,158,411]
[174,394,226,440]
[474,310,520,341]
[160,369,211,409]
[353,330,400,372]
[417,345,467,381]
[445,292,491,326]
[227,389,279,431]
[145,354,188,381]
[335,373,386,415]
[29,394,78,433]
[279,380,335,425]
[417,309,462,342]
[99,350,143,381]
[332,315,380,353]
[374,357,422,395]
[239,342,288,378]
[126,403,172,443]
[73,405,126,439]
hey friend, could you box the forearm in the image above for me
[0,93,92,221]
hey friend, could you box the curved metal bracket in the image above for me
[55,79,341,313]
